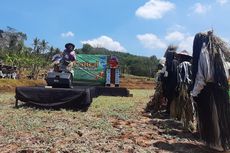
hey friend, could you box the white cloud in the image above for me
[137,32,194,57]
[216,0,229,5]
[137,33,167,49]
[178,36,194,53]
[165,31,185,41]
[81,36,126,52]
[193,3,211,14]
[167,24,186,32]
[165,31,194,53]
[61,31,74,38]
[135,0,175,19]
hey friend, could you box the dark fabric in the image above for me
[178,55,192,63]
[15,87,90,107]
[164,59,179,113]
[213,51,228,90]
[15,86,130,108]
[192,32,230,150]
[165,52,175,72]
[96,87,130,97]
[110,68,115,84]
[192,33,209,86]
[196,83,230,150]
[164,45,177,58]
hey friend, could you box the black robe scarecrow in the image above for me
[163,45,179,115]
[191,31,230,151]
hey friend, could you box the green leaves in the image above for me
[78,46,159,77]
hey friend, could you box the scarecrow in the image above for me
[171,50,195,131]
[145,58,166,114]
[164,45,179,115]
[191,31,230,151]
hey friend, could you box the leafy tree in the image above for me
[82,43,93,54]
[40,39,48,53]
[78,46,159,77]
[0,27,27,54]
[54,48,61,54]
[0,27,160,79]
[33,37,40,54]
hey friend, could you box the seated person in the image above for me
[61,43,76,73]
[50,43,76,74]
[62,43,76,64]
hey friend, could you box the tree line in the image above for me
[0,27,61,79]
[78,44,159,77]
[0,27,159,79]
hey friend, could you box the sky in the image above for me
[1,0,230,58]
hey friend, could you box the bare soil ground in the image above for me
[0,79,46,92]
[0,77,217,153]
[120,78,154,89]
[0,75,154,92]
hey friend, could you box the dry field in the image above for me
[0,77,216,153]
[0,91,215,153]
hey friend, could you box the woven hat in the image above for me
[177,50,192,57]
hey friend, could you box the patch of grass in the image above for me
[0,89,153,152]
[90,90,152,121]
[91,118,113,130]
[107,111,131,120]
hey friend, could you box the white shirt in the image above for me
[191,43,229,97]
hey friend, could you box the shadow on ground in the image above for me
[148,113,220,153]
[153,141,218,153]
[15,102,91,112]
[150,118,199,141]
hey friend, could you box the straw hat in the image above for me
[177,50,192,57]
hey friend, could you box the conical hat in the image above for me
[177,50,192,57]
